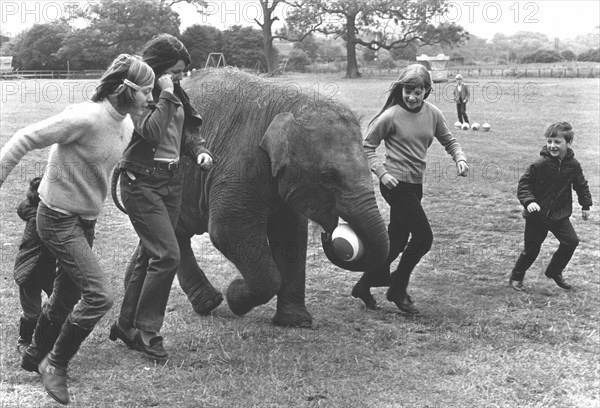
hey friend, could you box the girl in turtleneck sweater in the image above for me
[0,53,155,405]
[352,64,470,315]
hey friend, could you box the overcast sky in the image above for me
[1,0,599,41]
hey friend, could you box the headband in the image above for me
[123,78,141,91]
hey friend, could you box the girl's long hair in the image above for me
[370,64,432,125]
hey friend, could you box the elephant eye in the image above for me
[320,169,339,185]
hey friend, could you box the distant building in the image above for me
[0,56,13,72]
[416,54,450,82]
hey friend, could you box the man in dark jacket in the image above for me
[509,122,592,291]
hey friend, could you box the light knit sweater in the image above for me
[0,99,133,217]
[363,102,467,184]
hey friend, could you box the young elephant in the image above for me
[162,69,389,327]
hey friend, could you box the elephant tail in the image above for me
[111,166,128,215]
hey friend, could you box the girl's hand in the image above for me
[380,173,398,190]
[527,202,540,213]
[582,209,590,221]
[456,160,469,177]
[157,73,174,93]
[197,153,213,170]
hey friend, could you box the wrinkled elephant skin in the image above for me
[176,69,389,327]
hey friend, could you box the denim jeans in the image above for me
[511,215,579,280]
[380,182,434,296]
[36,202,113,330]
[118,169,183,333]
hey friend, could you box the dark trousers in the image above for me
[118,169,183,333]
[380,182,433,296]
[511,215,579,280]
[19,265,54,321]
[456,102,469,124]
[36,202,112,330]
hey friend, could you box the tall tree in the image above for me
[180,25,223,69]
[12,23,70,70]
[234,0,316,75]
[58,0,182,69]
[221,25,271,72]
[286,0,467,78]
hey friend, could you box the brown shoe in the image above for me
[509,278,524,291]
[545,272,572,290]
[135,332,168,361]
[387,292,419,314]
[109,323,140,350]
[40,356,69,405]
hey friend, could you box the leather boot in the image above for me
[41,319,92,405]
[17,317,38,354]
[21,313,61,374]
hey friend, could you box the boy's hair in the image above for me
[27,177,42,206]
[544,121,574,143]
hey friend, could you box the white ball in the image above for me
[471,122,480,131]
[453,121,462,129]
[331,224,364,262]
[482,123,491,131]
[461,123,470,130]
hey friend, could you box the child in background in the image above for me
[14,177,56,354]
[453,74,470,126]
[509,122,592,291]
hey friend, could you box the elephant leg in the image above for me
[209,211,281,317]
[267,208,312,328]
[175,228,223,316]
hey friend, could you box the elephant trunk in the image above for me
[321,192,389,272]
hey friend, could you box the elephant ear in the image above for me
[259,112,297,177]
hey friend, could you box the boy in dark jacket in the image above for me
[14,177,56,353]
[509,122,592,291]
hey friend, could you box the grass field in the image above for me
[0,73,598,408]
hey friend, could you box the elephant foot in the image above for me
[226,279,256,316]
[273,306,313,328]
[191,289,224,316]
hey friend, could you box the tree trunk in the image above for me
[345,14,360,78]
[260,2,278,76]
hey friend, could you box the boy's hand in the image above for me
[582,209,590,220]
[527,202,540,213]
